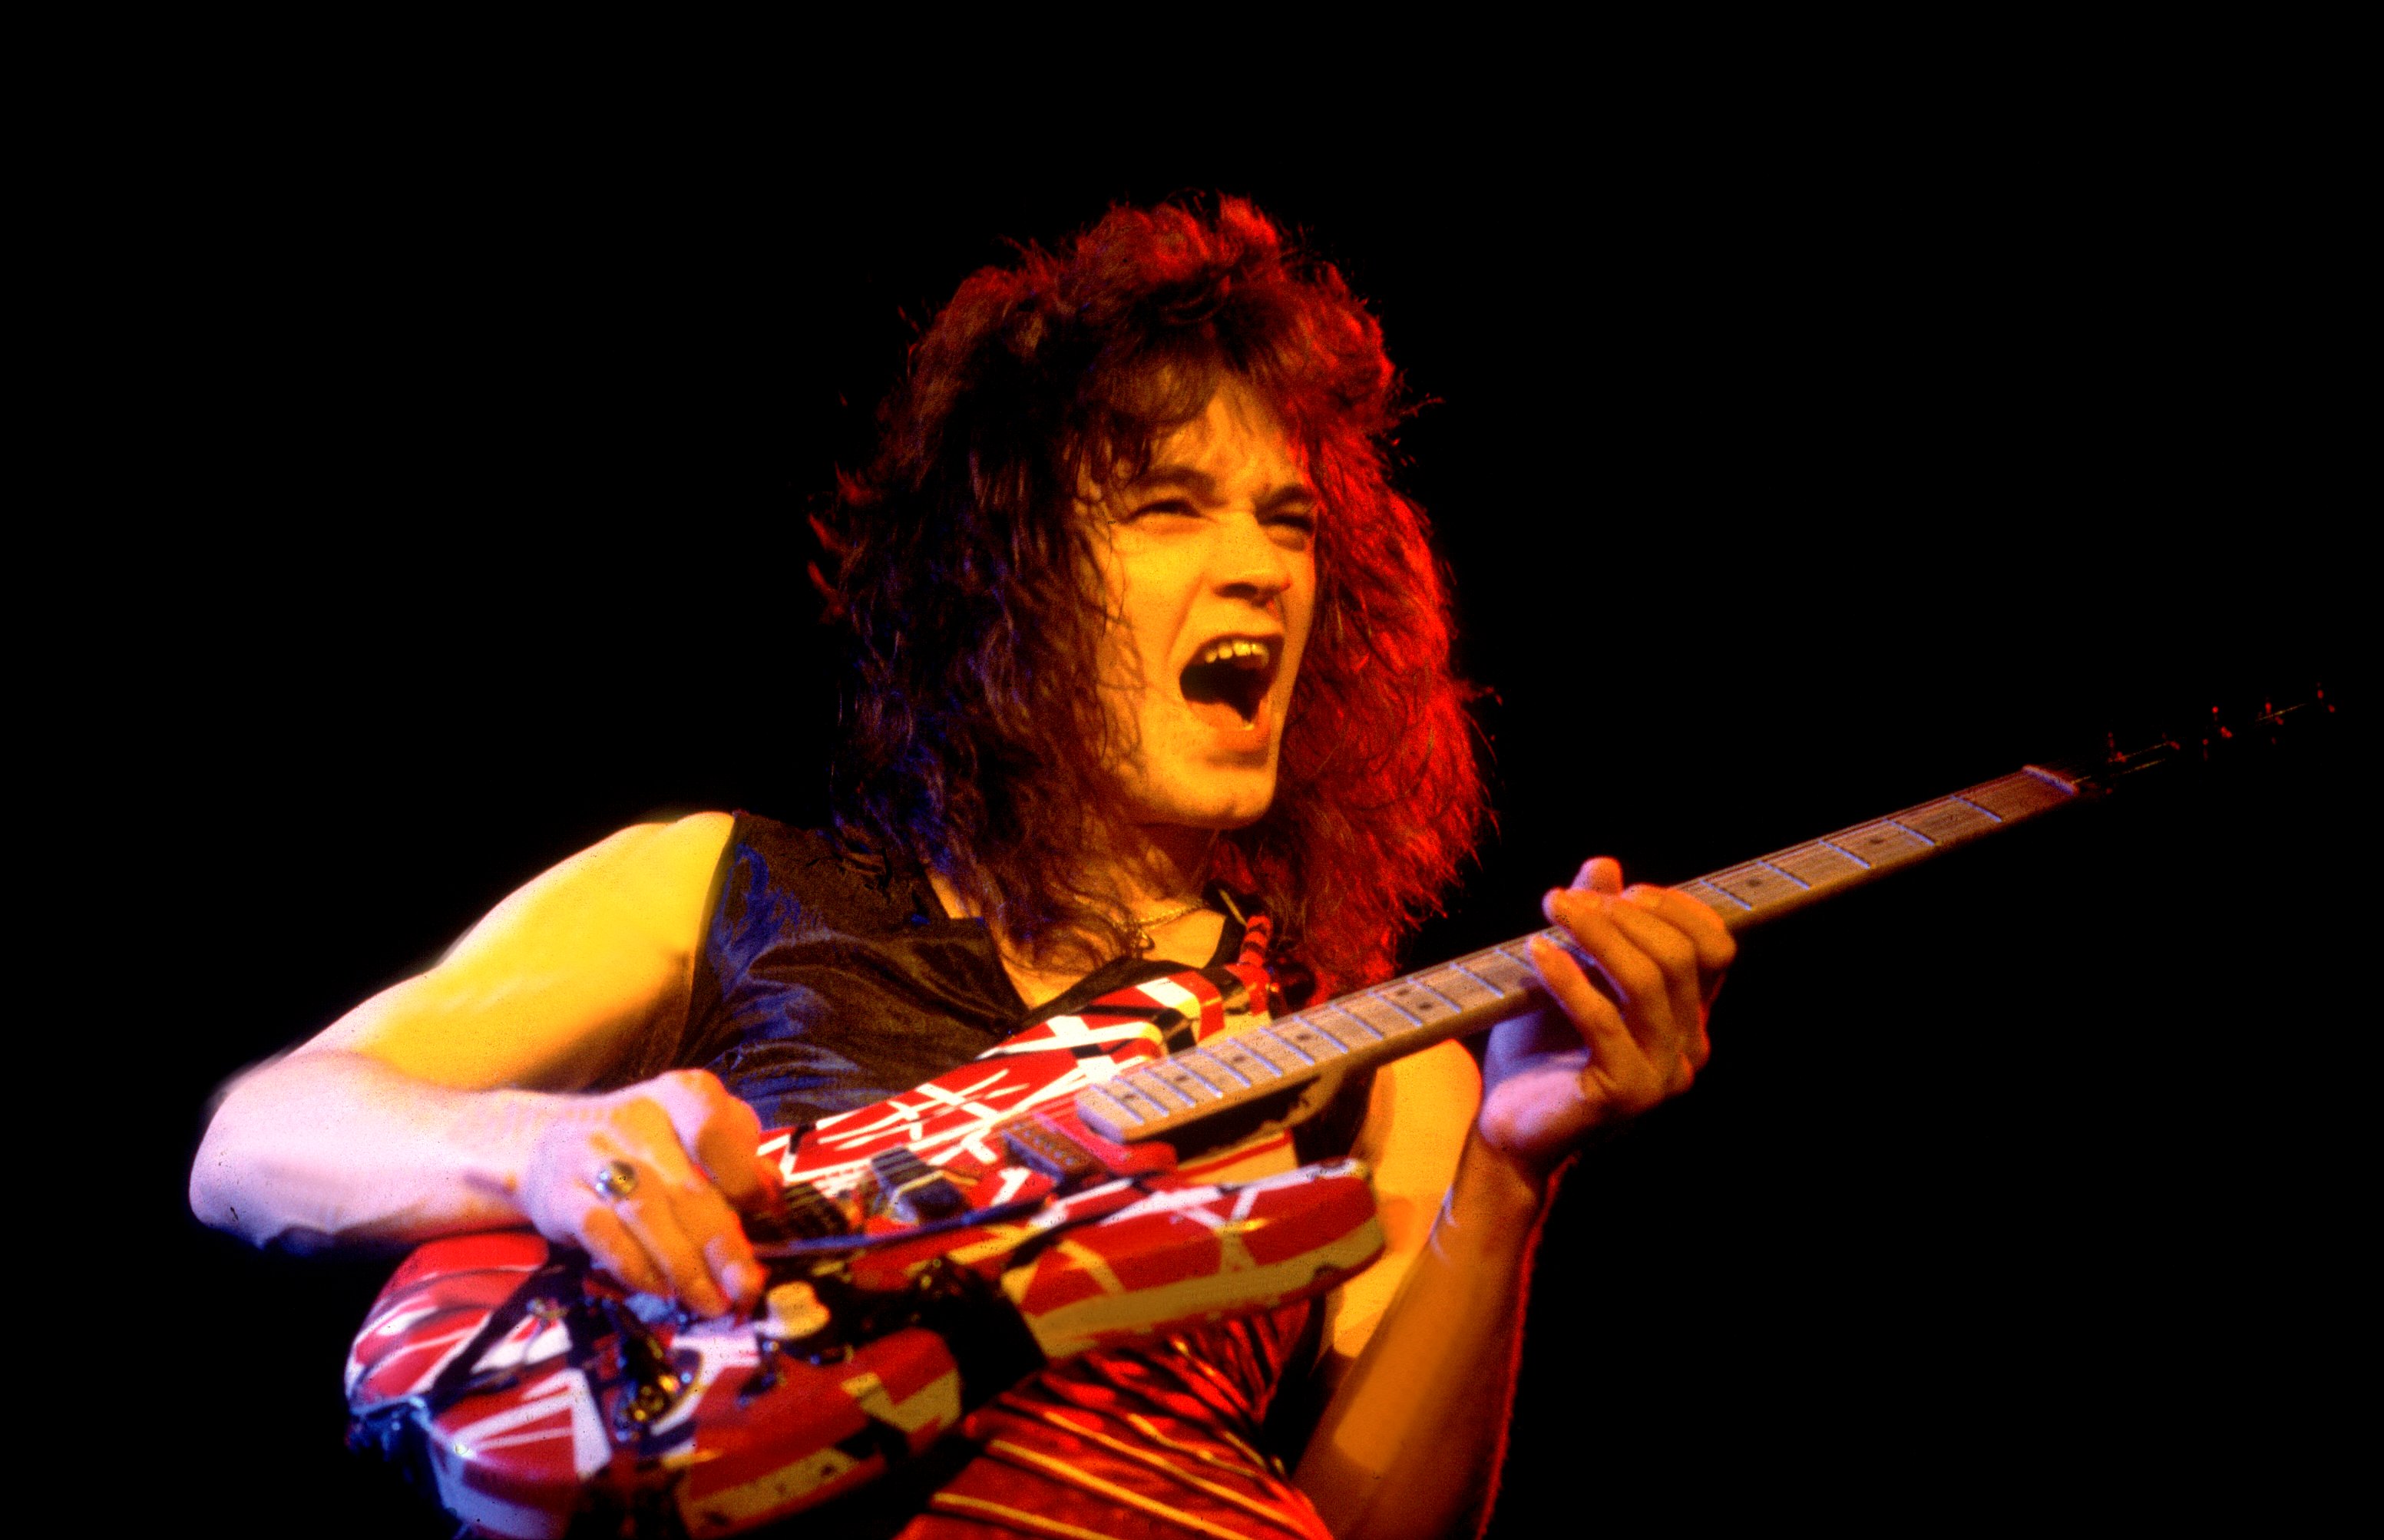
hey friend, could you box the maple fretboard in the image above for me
[1075,765,2083,1154]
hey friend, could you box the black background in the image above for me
[110,98,2359,1535]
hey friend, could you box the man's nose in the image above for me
[1212,511,1295,603]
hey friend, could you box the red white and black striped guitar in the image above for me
[344,698,2325,1538]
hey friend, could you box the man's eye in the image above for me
[1268,512,1318,539]
[1123,499,1201,522]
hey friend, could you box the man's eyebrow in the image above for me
[1127,464,1319,509]
[1127,465,1221,501]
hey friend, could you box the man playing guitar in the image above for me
[191,197,1734,1539]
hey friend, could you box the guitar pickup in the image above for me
[1001,1115,1102,1184]
[866,1147,968,1224]
[746,1179,851,1245]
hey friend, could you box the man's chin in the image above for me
[1130,773,1278,833]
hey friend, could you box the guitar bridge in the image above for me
[597,1298,699,1446]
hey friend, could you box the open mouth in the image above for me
[1179,637,1278,727]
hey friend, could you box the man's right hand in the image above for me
[190,815,763,1302]
[512,1069,780,1318]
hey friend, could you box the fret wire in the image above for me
[1336,995,1413,1041]
[1457,950,1535,995]
[1177,1048,1251,1089]
[1677,878,1751,910]
[1112,1082,1175,1122]
[1423,966,1505,1010]
[1127,1071,1193,1112]
[1393,979,1461,1019]
[1310,1003,1387,1050]
[1760,841,1869,889]
[1201,1037,1284,1086]
[1265,1019,1349,1065]
[1079,1086,1144,1128]
[1147,1069,1218,1105]
[1235,1029,1311,1074]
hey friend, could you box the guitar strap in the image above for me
[990,903,1284,1062]
[762,899,1289,1198]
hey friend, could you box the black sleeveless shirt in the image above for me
[620,817,1257,1134]
[610,815,1370,1162]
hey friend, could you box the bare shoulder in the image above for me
[417,811,737,977]
[1324,1039,1482,1361]
[298,812,738,1090]
[1354,1039,1481,1181]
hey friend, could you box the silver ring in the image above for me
[592,1159,639,1201]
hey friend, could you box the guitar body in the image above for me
[348,961,1386,1539]
[349,1231,999,1538]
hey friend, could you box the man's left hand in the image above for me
[1475,856,1735,1187]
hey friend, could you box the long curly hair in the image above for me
[818,197,1485,999]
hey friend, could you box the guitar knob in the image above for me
[762,1281,833,1343]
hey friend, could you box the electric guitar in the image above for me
[344,699,2326,1539]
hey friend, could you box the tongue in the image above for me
[1185,697,1256,733]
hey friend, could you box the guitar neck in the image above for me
[1075,764,2085,1155]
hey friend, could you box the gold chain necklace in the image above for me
[1126,897,1211,954]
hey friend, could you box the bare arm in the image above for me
[1298,1128,1543,1540]
[1295,860,1735,1538]
[1319,1041,1480,1363]
[189,812,775,1315]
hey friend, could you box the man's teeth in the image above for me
[1196,639,1271,668]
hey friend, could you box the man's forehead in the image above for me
[1132,388,1314,501]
